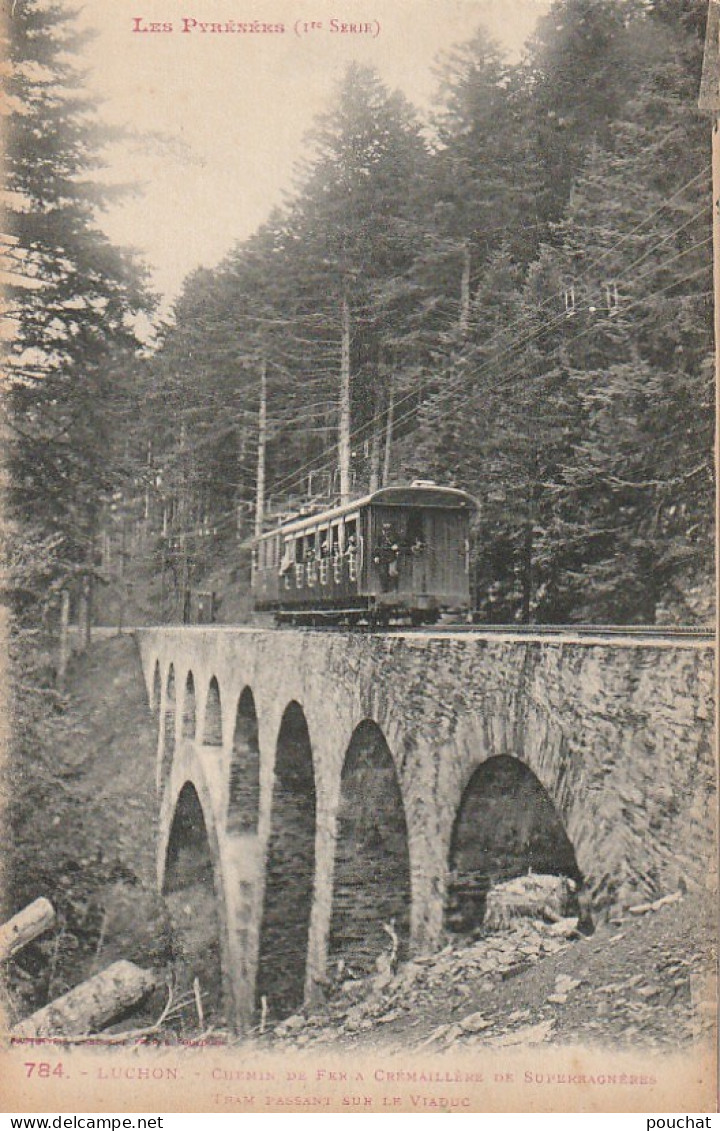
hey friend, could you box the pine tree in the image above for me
[4,0,152,619]
[523,0,665,232]
[419,28,534,336]
[285,63,431,492]
[527,23,713,622]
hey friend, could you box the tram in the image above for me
[251,481,478,625]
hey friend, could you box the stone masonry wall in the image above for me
[139,627,715,1024]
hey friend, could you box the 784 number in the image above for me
[24,1062,65,1078]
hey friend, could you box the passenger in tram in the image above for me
[279,544,293,576]
[373,522,400,592]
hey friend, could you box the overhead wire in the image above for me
[265,221,712,499]
[245,167,711,491]
[154,269,713,542]
[150,164,712,519]
[268,245,713,500]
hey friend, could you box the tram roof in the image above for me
[257,484,478,540]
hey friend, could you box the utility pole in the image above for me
[369,420,381,493]
[368,348,385,493]
[459,239,471,336]
[255,355,267,538]
[144,439,152,522]
[339,292,351,504]
[383,369,395,486]
[237,407,247,538]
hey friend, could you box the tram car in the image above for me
[251,482,477,625]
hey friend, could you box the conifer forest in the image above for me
[5,0,715,643]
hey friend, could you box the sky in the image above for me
[78,0,551,303]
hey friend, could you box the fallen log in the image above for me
[0,899,55,961]
[12,960,156,1039]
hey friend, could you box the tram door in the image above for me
[404,509,427,593]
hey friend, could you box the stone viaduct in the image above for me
[136,626,715,1032]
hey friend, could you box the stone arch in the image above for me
[182,671,196,739]
[227,687,260,835]
[445,754,583,935]
[151,660,161,717]
[329,719,411,975]
[160,665,176,787]
[203,676,223,746]
[162,781,225,1024]
[256,700,316,1021]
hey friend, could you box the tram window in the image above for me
[319,526,331,557]
[295,536,305,563]
[345,518,358,550]
[330,522,341,554]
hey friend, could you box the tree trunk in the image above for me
[0,899,55,961]
[521,515,533,624]
[83,576,92,650]
[57,589,70,688]
[77,587,88,655]
[521,471,538,624]
[459,240,471,336]
[77,576,92,652]
[12,961,156,1039]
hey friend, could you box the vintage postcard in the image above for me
[1,0,717,1115]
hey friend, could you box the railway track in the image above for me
[135,621,715,644]
[288,622,715,643]
[414,623,713,638]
